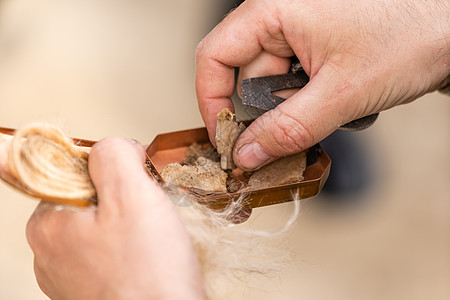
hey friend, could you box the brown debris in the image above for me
[215,108,246,170]
[160,157,228,192]
[245,152,307,191]
[160,147,307,193]
[182,143,219,165]
[226,172,246,193]
[160,110,307,193]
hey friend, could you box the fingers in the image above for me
[88,137,168,217]
[237,51,291,97]
[195,0,293,144]
[25,137,199,299]
[233,66,358,170]
[33,259,54,299]
[25,200,95,289]
[26,138,147,252]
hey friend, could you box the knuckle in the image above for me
[25,215,38,249]
[90,137,129,162]
[266,109,314,155]
[34,264,52,298]
[195,38,207,60]
[26,208,57,253]
[92,137,123,153]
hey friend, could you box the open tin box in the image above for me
[0,126,330,209]
[146,127,331,210]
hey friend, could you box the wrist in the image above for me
[423,0,450,89]
[107,287,204,300]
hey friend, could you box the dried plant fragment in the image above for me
[226,172,246,193]
[161,157,228,192]
[215,108,246,170]
[182,143,219,165]
[245,152,307,190]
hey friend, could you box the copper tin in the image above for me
[146,127,331,210]
[0,126,331,209]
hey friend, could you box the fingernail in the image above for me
[236,142,272,170]
[126,139,139,145]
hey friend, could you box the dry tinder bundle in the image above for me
[0,123,299,300]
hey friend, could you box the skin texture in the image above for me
[25,138,205,300]
[6,1,448,299]
[196,0,450,171]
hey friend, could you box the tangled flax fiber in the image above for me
[3,123,299,300]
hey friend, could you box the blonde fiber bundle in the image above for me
[8,123,96,203]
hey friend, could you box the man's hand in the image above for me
[26,138,204,300]
[196,0,449,170]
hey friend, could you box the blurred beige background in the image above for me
[0,0,448,299]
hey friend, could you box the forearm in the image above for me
[416,0,450,92]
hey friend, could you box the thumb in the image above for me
[89,137,168,217]
[233,68,360,170]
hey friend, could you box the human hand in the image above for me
[196,0,449,170]
[25,138,205,300]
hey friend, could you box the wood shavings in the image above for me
[245,152,307,190]
[215,108,246,170]
[161,157,228,192]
